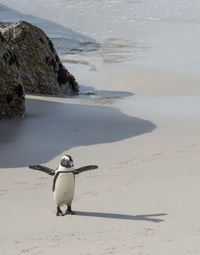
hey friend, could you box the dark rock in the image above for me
[6,94,13,103]
[58,64,69,85]
[1,21,79,95]
[0,37,25,119]
[0,31,5,43]
[15,84,24,97]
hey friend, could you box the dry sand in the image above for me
[1,66,200,254]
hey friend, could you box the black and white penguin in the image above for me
[29,155,98,216]
[53,155,75,216]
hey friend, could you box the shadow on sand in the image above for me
[0,96,156,168]
[75,211,167,223]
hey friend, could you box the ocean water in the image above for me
[1,0,200,74]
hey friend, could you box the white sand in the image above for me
[1,66,200,254]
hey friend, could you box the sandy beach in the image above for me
[1,0,200,254]
[1,68,200,254]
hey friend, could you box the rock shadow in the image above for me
[0,97,156,168]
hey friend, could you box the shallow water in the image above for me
[1,0,200,75]
[121,95,200,120]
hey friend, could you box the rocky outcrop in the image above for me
[1,21,79,95]
[0,31,25,119]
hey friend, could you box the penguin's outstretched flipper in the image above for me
[29,165,55,176]
[74,165,98,175]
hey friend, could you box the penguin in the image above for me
[29,155,98,216]
[53,155,75,216]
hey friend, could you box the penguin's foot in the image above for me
[56,206,63,216]
[65,205,75,215]
[65,210,75,215]
[56,211,64,216]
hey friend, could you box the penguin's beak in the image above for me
[69,161,74,167]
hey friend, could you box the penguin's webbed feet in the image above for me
[65,205,75,215]
[56,206,64,216]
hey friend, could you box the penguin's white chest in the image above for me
[53,172,75,206]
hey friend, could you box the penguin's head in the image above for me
[60,155,74,168]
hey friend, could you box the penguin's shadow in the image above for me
[74,211,167,223]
